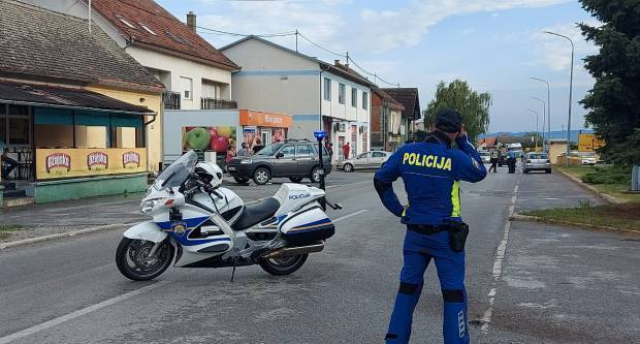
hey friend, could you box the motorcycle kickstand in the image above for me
[230,262,236,283]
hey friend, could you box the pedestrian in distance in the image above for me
[326,142,334,162]
[237,142,248,157]
[253,138,264,154]
[343,142,350,160]
[1,147,18,180]
[488,149,499,173]
[507,150,517,174]
[374,109,487,344]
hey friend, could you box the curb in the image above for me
[512,213,639,236]
[0,222,136,250]
[556,168,621,204]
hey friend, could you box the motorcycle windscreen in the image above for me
[280,207,335,245]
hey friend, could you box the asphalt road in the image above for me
[1,164,638,343]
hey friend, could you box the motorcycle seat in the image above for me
[232,197,281,230]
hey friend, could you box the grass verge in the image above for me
[523,203,640,232]
[0,225,24,240]
[557,165,640,203]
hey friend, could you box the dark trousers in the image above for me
[1,156,18,179]
[507,158,516,173]
[488,158,498,173]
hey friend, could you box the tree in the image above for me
[423,80,492,143]
[579,0,640,165]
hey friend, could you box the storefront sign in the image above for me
[36,148,146,180]
[239,110,292,128]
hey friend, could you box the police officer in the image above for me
[374,109,487,344]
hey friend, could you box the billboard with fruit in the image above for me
[182,126,237,153]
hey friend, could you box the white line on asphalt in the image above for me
[0,281,169,344]
[332,209,368,223]
[480,180,520,335]
[326,181,370,189]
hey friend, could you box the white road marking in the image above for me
[0,281,169,344]
[480,180,520,335]
[326,181,370,189]
[333,209,368,223]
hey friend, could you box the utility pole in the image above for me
[530,77,550,151]
[531,96,546,151]
[295,29,299,52]
[528,109,539,151]
[545,31,575,166]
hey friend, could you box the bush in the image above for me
[582,166,632,185]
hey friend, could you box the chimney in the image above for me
[187,11,196,31]
[334,59,340,66]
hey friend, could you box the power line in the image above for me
[195,24,400,88]
[297,32,345,58]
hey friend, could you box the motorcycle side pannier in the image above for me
[280,207,335,245]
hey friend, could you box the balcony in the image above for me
[201,97,238,110]
[162,91,181,110]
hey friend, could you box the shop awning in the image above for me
[0,80,155,116]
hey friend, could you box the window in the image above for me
[357,152,371,159]
[139,23,157,35]
[323,78,331,101]
[362,92,369,110]
[279,145,295,157]
[296,144,314,157]
[372,152,386,158]
[351,88,357,107]
[116,16,136,29]
[338,83,345,104]
[180,77,192,99]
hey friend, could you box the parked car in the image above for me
[337,151,392,172]
[226,140,332,185]
[523,153,551,174]
[479,151,491,164]
[580,153,597,165]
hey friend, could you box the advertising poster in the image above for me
[36,148,147,180]
[182,126,237,153]
[243,126,257,149]
[578,134,605,152]
[272,128,286,143]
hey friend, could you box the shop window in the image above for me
[35,125,73,148]
[296,144,314,157]
[75,125,108,149]
[7,105,30,145]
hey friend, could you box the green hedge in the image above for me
[581,166,632,185]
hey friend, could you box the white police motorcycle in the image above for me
[116,150,339,281]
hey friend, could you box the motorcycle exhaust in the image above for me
[263,242,325,258]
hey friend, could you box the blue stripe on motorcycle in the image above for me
[292,218,331,229]
[156,216,210,230]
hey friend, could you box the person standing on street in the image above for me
[374,109,487,344]
[253,138,264,154]
[237,142,248,157]
[507,150,517,174]
[343,142,350,160]
[326,142,334,163]
[488,149,499,173]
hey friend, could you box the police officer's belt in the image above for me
[407,224,448,235]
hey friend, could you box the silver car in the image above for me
[338,151,392,172]
[523,153,551,174]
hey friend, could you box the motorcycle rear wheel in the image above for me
[259,254,308,276]
[116,238,174,281]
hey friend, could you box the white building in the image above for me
[220,36,374,159]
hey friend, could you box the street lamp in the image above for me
[530,96,546,151]
[527,109,540,151]
[545,31,574,166]
[530,77,551,150]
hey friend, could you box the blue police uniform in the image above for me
[374,131,487,344]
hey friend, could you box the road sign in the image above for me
[578,134,605,152]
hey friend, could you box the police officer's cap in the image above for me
[435,109,463,133]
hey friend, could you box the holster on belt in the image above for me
[443,220,469,252]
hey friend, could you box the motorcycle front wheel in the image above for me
[116,238,174,281]
[259,254,308,276]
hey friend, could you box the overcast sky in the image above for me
[158,0,597,133]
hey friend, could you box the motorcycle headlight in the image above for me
[240,159,252,164]
[141,199,161,214]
